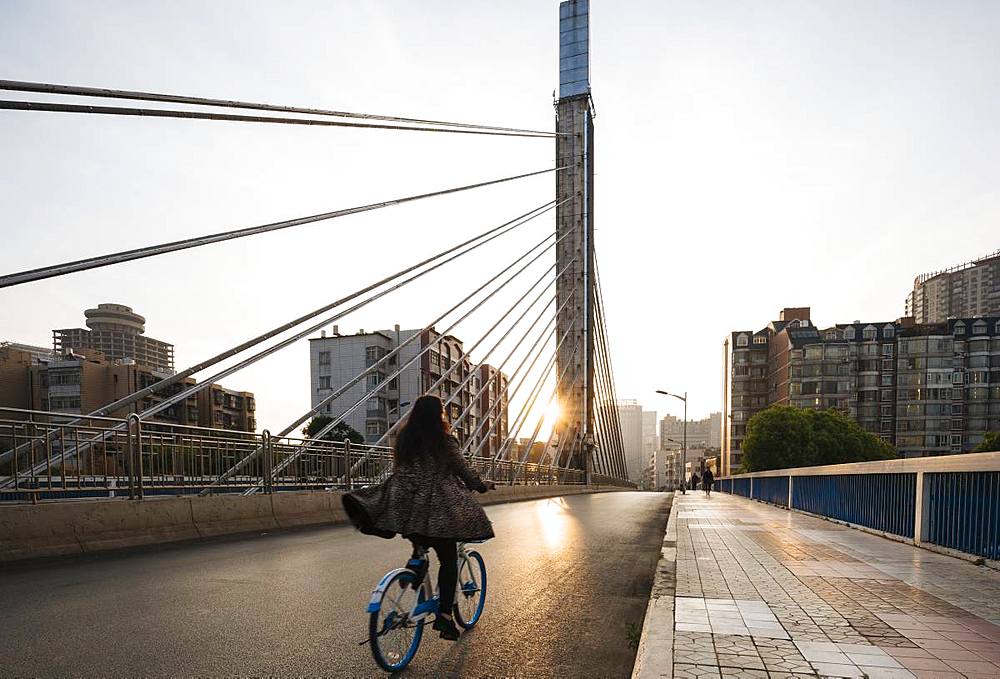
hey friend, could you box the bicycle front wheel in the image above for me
[454,550,487,629]
[369,570,424,672]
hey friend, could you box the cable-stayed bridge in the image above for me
[0,0,631,502]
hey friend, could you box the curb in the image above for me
[632,492,678,679]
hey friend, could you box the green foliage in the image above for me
[974,431,1000,453]
[302,416,364,444]
[626,621,642,649]
[742,405,896,472]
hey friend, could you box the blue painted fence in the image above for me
[926,471,1000,561]
[751,475,789,507]
[717,459,1000,562]
[731,477,750,498]
[792,473,916,539]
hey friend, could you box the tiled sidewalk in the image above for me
[669,492,1000,678]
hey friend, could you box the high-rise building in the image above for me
[642,410,658,458]
[660,413,723,450]
[906,250,1000,324]
[615,399,644,484]
[53,303,175,374]
[722,307,1000,474]
[308,326,508,454]
[1,304,255,432]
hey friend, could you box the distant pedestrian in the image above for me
[689,472,699,492]
[702,468,714,497]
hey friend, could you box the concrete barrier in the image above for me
[191,493,278,538]
[0,485,628,563]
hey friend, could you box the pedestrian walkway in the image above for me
[670,491,1000,678]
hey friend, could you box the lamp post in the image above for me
[656,389,687,494]
[663,437,684,490]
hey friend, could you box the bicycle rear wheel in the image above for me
[369,571,424,672]
[454,550,487,629]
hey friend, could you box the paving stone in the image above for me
[667,494,1000,679]
[672,663,722,679]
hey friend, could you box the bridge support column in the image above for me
[555,0,594,479]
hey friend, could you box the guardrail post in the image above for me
[344,438,352,491]
[126,414,143,500]
[262,430,273,494]
[788,476,794,510]
[172,433,183,491]
[749,476,753,501]
[914,470,930,545]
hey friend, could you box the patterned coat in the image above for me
[342,436,495,542]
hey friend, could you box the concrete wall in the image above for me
[0,485,626,563]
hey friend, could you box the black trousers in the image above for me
[410,537,458,614]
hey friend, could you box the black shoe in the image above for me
[433,615,461,641]
[405,558,428,588]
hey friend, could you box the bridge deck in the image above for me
[670,492,1000,678]
[0,492,668,678]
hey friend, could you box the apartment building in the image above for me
[722,308,1000,474]
[196,385,256,432]
[53,303,175,374]
[660,412,722,450]
[906,250,1000,324]
[2,303,255,432]
[308,326,509,455]
[642,410,659,459]
[895,318,1000,454]
[615,399,644,484]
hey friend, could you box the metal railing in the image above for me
[0,407,597,503]
[718,452,1000,563]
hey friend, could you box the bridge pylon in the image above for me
[554,0,595,481]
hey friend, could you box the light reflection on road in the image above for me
[533,496,573,552]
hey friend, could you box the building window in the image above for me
[318,351,330,366]
[318,376,331,389]
[736,334,749,347]
[972,320,987,335]
[752,335,767,345]
[954,322,966,336]
[883,324,895,338]
[880,374,893,386]
[844,326,856,340]
[366,373,382,389]
[863,325,877,340]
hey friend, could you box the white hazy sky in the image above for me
[2,1,999,434]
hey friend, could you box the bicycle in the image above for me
[365,541,488,672]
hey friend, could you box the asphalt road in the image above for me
[1,491,670,678]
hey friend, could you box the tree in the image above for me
[973,432,1000,453]
[741,405,895,472]
[302,416,364,444]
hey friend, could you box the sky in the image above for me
[2,1,999,435]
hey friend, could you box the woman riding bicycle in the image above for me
[343,395,495,641]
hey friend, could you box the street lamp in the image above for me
[663,437,684,490]
[656,389,687,494]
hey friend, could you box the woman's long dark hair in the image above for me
[394,395,450,465]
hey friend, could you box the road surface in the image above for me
[1,491,670,677]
